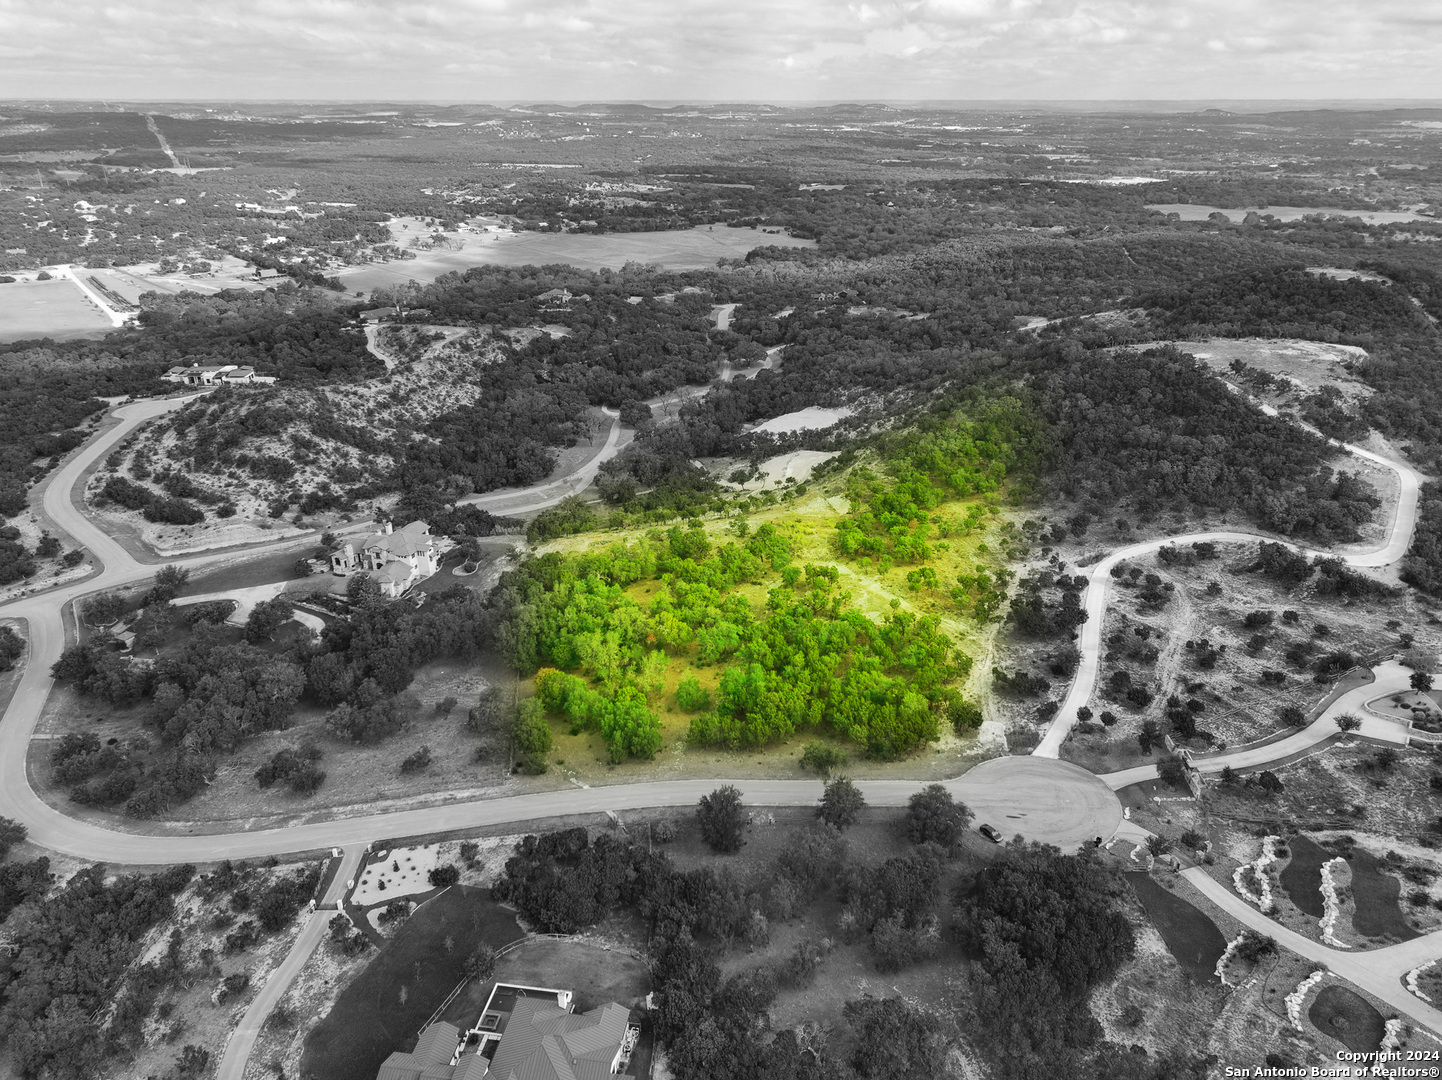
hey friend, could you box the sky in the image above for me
[1,0,1439,103]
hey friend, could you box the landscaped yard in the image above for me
[1126,872,1227,983]
[300,886,523,1080]
[1308,983,1386,1053]
[1279,833,1329,918]
[1347,846,1418,942]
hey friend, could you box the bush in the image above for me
[674,676,711,713]
[697,785,747,853]
[947,697,983,733]
[399,746,432,774]
[799,741,847,775]
[905,784,971,848]
[428,864,460,887]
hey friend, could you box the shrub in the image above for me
[399,746,432,774]
[799,741,847,775]
[697,785,747,853]
[674,676,712,712]
[947,697,983,733]
[428,864,460,887]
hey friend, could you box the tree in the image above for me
[512,698,553,774]
[465,943,496,981]
[428,864,460,887]
[1335,712,1362,733]
[1138,719,1162,753]
[905,784,971,848]
[84,592,126,627]
[845,997,945,1080]
[1157,755,1189,789]
[0,815,25,858]
[244,597,295,643]
[1146,835,1172,857]
[697,784,747,853]
[1256,771,1284,795]
[144,564,191,604]
[817,775,865,830]
[1413,671,1435,693]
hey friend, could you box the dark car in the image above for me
[978,823,1002,843]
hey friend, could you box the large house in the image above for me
[377,984,636,1080]
[160,364,276,386]
[331,520,438,598]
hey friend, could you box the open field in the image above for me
[0,277,113,341]
[335,223,815,291]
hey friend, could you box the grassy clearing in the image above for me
[0,278,113,341]
[1307,984,1386,1053]
[1125,872,1226,983]
[301,886,523,1080]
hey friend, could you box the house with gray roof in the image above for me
[375,984,635,1080]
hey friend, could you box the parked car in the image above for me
[978,823,1002,843]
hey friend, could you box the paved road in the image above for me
[1183,868,1442,1033]
[454,408,622,518]
[215,846,364,1080]
[1035,435,1424,757]
[0,392,1437,1048]
[1099,661,1424,790]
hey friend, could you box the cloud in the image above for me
[0,0,1436,99]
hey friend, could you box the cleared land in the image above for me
[0,278,114,341]
[336,224,815,290]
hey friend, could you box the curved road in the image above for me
[1035,431,1424,757]
[0,386,1437,1048]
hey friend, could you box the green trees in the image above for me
[1335,712,1362,733]
[696,785,747,853]
[674,675,711,712]
[905,784,972,848]
[500,527,968,761]
[817,775,865,830]
[799,741,847,774]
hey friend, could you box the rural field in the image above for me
[0,277,114,341]
[335,223,815,290]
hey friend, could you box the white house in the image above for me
[160,364,276,386]
[330,520,438,598]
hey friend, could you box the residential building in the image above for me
[330,520,438,598]
[376,984,637,1080]
[160,363,276,386]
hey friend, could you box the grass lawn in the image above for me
[1308,984,1386,1053]
[1278,834,1328,918]
[1126,872,1226,983]
[1346,847,1419,942]
[300,886,523,1080]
